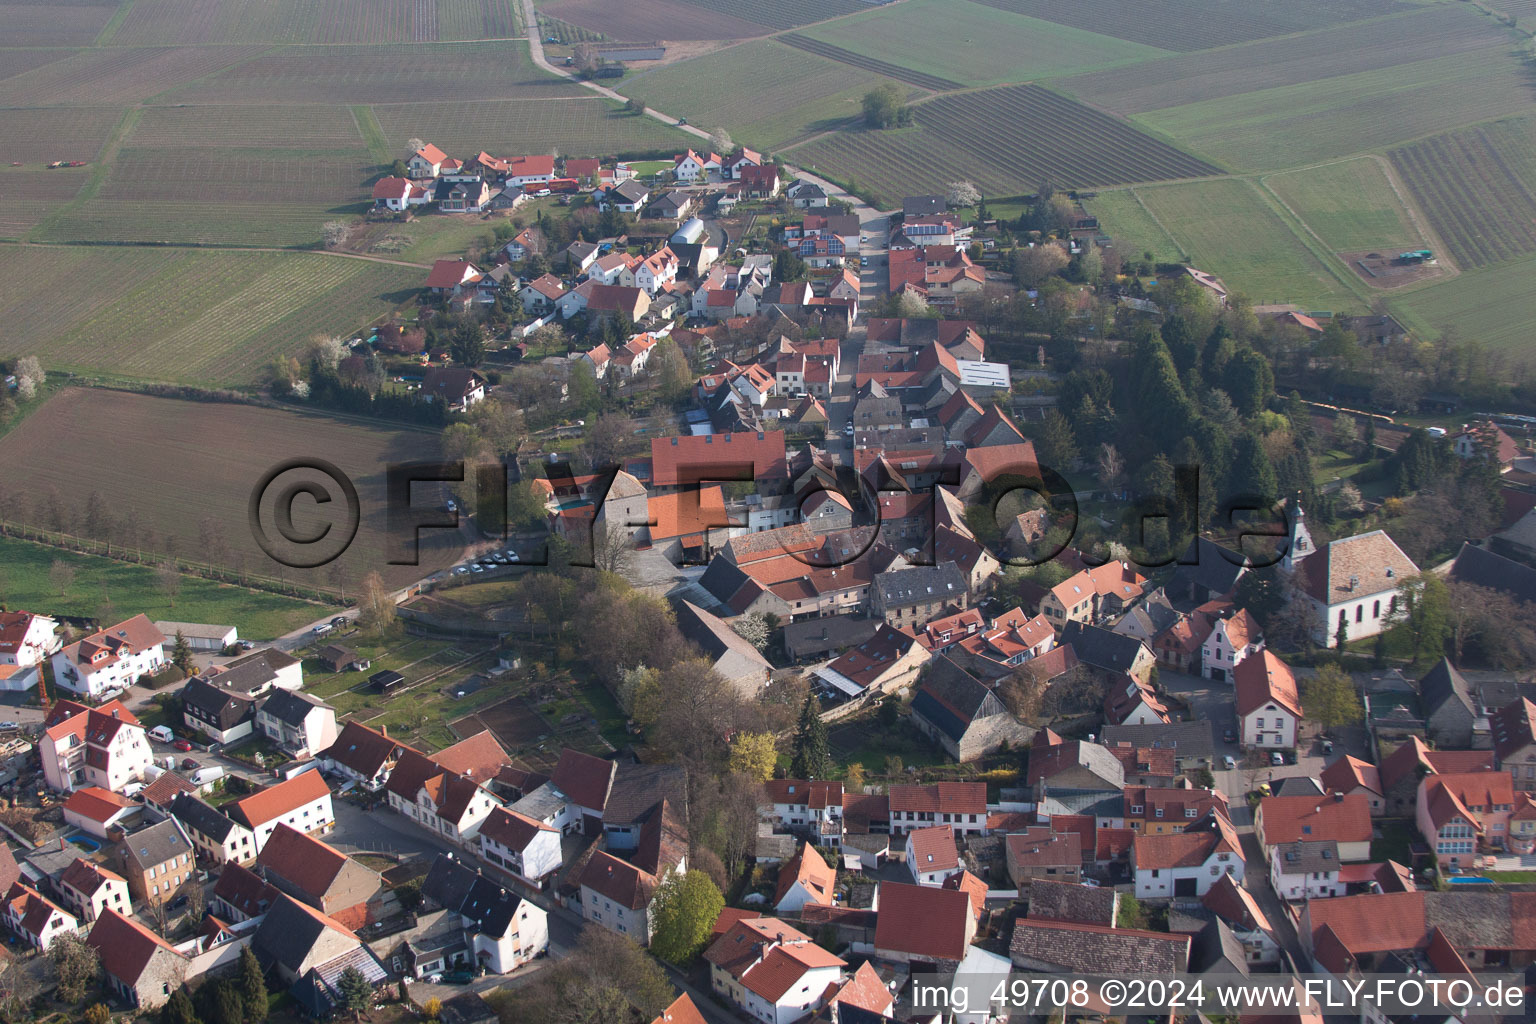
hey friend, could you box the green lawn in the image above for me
[1387,253,1536,357]
[1135,47,1535,172]
[1086,188,1187,263]
[1265,157,1427,254]
[805,0,1168,88]
[0,536,334,639]
[1135,177,1363,310]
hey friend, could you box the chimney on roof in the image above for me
[1334,791,1344,802]
[380,724,387,736]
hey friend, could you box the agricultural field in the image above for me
[1388,255,1536,357]
[673,0,870,30]
[156,40,582,105]
[0,245,418,384]
[964,0,1406,53]
[105,0,479,45]
[0,48,84,83]
[1136,48,1535,173]
[1084,190,1187,264]
[1,0,119,46]
[129,105,367,149]
[0,107,122,166]
[373,97,694,159]
[1265,157,1426,255]
[803,0,1167,89]
[0,537,335,640]
[1134,178,1363,311]
[537,0,768,41]
[1052,6,1510,116]
[778,34,960,92]
[0,388,457,591]
[0,45,262,106]
[1389,116,1536,270]
[618,39,906,152]
[536,12,603,44]
[0,171,89,240]
[788,84,1220,205]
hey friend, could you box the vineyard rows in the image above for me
[130,105,366,150]
[674,0,870,30]
[0,108,121,164]
[779,34,961,92]
[374,98,692,159]
[0,46,260,106]
[6,2,117,46]
[439,0,521,39]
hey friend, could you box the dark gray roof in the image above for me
[1113,589,1180,638]
[259,688,329,727]
[603,762,685,829]
[903,196,945,217]
[608,179,649,204]
[422,855,523,939]
[1418,657,1474,718]
[212,649,299,694]
[1190,918,1249,976]
[782,615,879,659]
[875,561,966,609]
[181,678,255,729]
[1027,878,1117,926]
[121,819,193,873]
[789,181,826,199]
[910,656,997,743]
[1036,789,1123,819]
[1058,621,1148,674]
[1274,776,1325,797]
[254,894,332,973]
[1451,542,1536,605]
[170,793,241,843]
[1274,840,1338,874]
[1170,537,1249,598]
[1101,720,1214,760]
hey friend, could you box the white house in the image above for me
[478,807,562,887]
[576,805,685,944]
[705,917,846,1024]
[1201,608,1263,683]
[254,690,338,759]
[0,610,57,668]
[773,843,836,915]
[905,825,959,886]
[55,858,131,924]
[765,780,843,837]
[632,247,679,294]
[672,149,720,182]
[1289,509,1418,648]
[1235,651,1301,750]
[419,856,549,975]
[51,615,166,700]
[1132,812,1243,900]
[1269,841,1345,900]
[225,770,335,853]
[40,699,153,794]
[384,750,501,844]
[407,143,449,178]
[3,882,78,951]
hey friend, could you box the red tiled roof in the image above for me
[255,824,353,901]
[431,729,509,783]
[887,782,986,816]
[1234,650,1302,718]
[228,770,330,830]
[551,748,615,812]
[942,869,988,919]
[650,432,788,488]
[63,786,134,824]
[775,842,835,907]
[873,881,973,961]
[577,850,657,910]
[764,780,843,809]
[906,825,959,874]
[414,143,448,164]
[480,807,556,850]
[649,993,708,1024]
[424,259,480,289]
[1320,755,1382,797]
[1378,735,1493,791]
[88,907,180,986]
[1258,793,1371,846]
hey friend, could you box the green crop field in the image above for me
[964,0,1406,53]
[1390,116,1536,270]
[618,39,904,151]
[778,34,962,92]
[1136,48,1534,172]
[0,537,334,640]
[1388,255,1536,356]
[1135,178,1362,310]
[1265,157,1426,254]
[1085,190,1187,263]
[0,245,418,384]
[804,0,1168,88]
[1052,6,1509,116]
[788,84,1220,204]
[373,97,694,159]
[157,40,581,106]
[0,388,456,592]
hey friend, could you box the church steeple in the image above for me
[1282,491,1313,571]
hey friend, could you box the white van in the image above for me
[149,725,175,744]
[191,766,225,787]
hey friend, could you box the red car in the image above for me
[181,757,199,770]
[172,739,193,752]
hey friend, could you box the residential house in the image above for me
[671,150,720,182]
[169,793,256,864]
[1060,622,1156,686]
[502,225,545,262]
[909,656,1028,762]
[1420,658,1477,750]
[1037,564,1147,627]
[40,698,153,793]
[139,771,195,824]
[906,825,960,886]
[385,749,501,843]
[226,770,336,852]
[872,562,968,630]
[1417,770,1515,869]
[117,818,195,907]
[1301,888,1536,974]
[787,180,828,208]
[1295,529,1418,647]
[180,676,257,745]
[1255,793,1372,863]
[584,283,650,322]
[434,177,491,213]
[255,690,338,759]
[544,747,617,834]
[503,154,555,187]
[674,601,772,696]
[1104,675,1171,726]
[1452,421,1520,471]
[1006,828,1081,886]
[425,259,482,297]
[647,190,694,222]
[211,862,277,923]
[371,176,428,210]
[1320,756,1385,815]
[1235,651,1302,749]
[55,858,130,924]
[256,824,380,930]
[4,881,77,951]
[814,624,931,700]
[887,782,988,837]
[722,148,763,178]
[600,178,650,213]
[319,721,414,792]
[1493,698,1536,791]
[1026,740,1125,793]
[519,273,566,313]
[1123,787,1229,835]
[704,917,845,1024]
[765,780,844,844]
[1268,840,1359,900]
[1132,812,1243,899]
[873,880,976,965]
[775,842,836,914]
[408,143,449,178]
[478,807,562,887]
[1028,878,1119,926]
[0,610,57,669]
[1379,736,1492,816]
[252,895,389,1008]
[576,800,686,943]
[1201,607,1263,683]
[402,855,548,976]
[740,164,780,198]
[422,368,487,412]
[62,787,139,838]
[51,614,166,700]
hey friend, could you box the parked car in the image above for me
[237,640,256,651]
[330,616,348,628]
[312,623,333,636]
[1222,728,1236,743]
[1270,752,1284,766]
[453,566,470,575]
[181,757,199,770]
[0,722,17,731]
[173,739,194,752]
[149,725,175,744]
[1223,755,1237,769]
